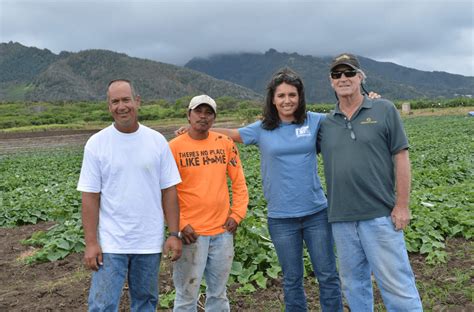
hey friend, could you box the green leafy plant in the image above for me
[1,112,472,301]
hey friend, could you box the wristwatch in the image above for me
[169,231,182,239]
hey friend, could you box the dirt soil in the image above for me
[1,222,472,311]
[1,127,473,311]
[0,121,238,155]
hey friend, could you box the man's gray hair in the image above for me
[357,69,367,84]
[107,79,138,100]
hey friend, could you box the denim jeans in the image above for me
[88,253,161,312]
[173,231,234,312]
[268,209,343,312]
[332,216,423,312]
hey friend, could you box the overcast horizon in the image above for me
[1,0,473,77]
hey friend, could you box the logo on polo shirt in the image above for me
[360,117,378,124]
[295,125,311,137]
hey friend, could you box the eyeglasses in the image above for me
[330,70,358,79]
[346,121,356,140]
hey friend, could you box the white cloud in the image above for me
[1,0,472,76]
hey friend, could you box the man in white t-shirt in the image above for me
[77,79,182,311]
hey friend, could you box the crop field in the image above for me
[1,112,473,310]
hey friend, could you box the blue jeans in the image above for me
[88,253,161,312]
[268,209,343,312]
[332,216,423,312]
[173,231,234,312]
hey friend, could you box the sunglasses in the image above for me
[330,70,358,79]
[273,72,301,82]
[346,120,356,140]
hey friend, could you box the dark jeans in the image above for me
[268,209,342,312]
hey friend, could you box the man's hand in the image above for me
[83,242,103,271]
[181,224,199,244]
[223,217,238,234]
[163,236,182,261]
[391,205,411,231]
[174,126,189,137]
[368,91,381,99]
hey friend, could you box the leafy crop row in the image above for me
[403,115,473,263]
[0,149,84,262]
[0,114,472,294]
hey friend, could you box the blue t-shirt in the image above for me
[239,112,327,218]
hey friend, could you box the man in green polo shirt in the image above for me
[318,53,423,311]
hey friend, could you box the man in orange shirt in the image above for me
[169,95,248,311]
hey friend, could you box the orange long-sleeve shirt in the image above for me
[169,131,248,235]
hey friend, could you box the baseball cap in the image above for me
[188,94,217,114]
[330,53,361,71]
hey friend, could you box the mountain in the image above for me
[0,42,261,102]
[3,43,472,103]
[185,49,474,103]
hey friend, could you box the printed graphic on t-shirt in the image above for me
[229,146,238,167]
[178,148,227,167]
[295,125,311,137]
[360,117,378,124]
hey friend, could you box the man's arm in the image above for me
[391,149,412,230]
[162,185,182,261]
[175,127,243,143]
[82,192,102,271]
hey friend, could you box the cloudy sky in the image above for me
[1,0,473,76]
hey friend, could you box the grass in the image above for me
[402,106,474,117]
[1,106,472,134]
[35,267,89,293]
[6,84,35,101]
[0,115,240,134]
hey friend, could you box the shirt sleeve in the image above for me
[159,140,182,190]
[226,140,249,224]
[168,139,189,230]
[385,103,409,154]
[308,112,326,153]
[238,120,262,145]
[77,144,101,193]
[317,125,322,154]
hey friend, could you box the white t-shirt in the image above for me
[77,124,181,254]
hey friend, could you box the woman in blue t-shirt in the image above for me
[212,68,343,311]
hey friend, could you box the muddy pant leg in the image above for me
[203,232,234,311]
[173,236,209,312]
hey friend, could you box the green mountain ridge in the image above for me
[185,48,474,103]
[2,42,472,104]
[0,42,261,102]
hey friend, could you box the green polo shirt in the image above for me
[319,97,409,222]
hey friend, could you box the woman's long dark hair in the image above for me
[261,67,307,130]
